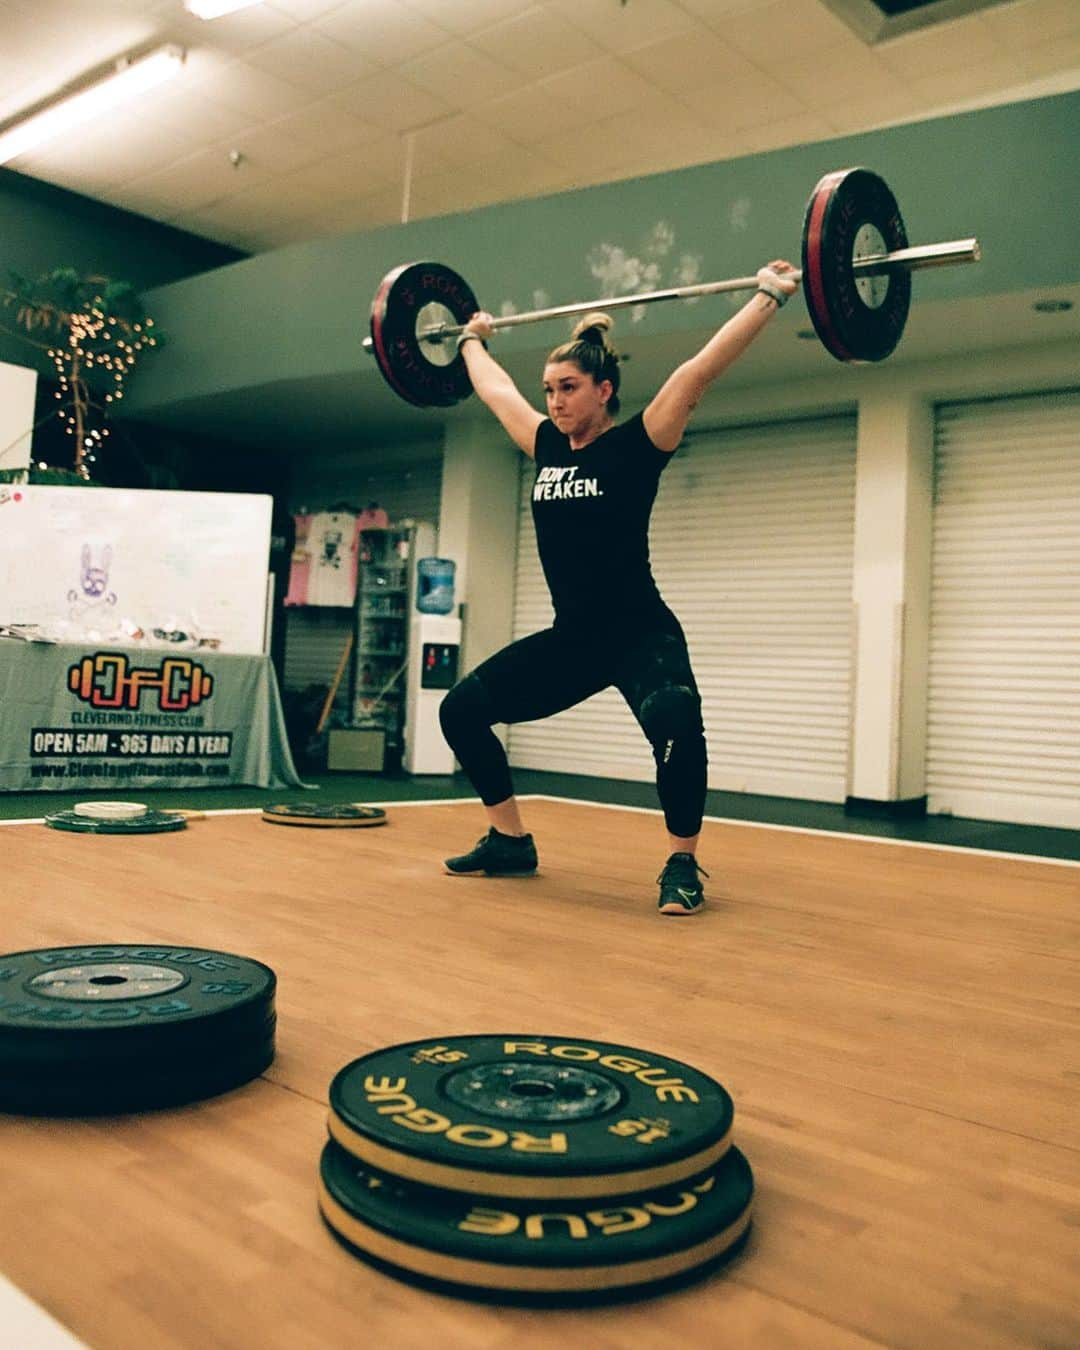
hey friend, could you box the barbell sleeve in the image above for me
[361,238,980,353]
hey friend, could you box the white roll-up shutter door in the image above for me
[508,414,857,801]
[927,388,1080,828]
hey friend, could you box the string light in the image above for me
[45,294,159,476]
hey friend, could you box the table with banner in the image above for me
[0,639,304,793]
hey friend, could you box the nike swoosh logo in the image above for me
[677,889,698,901]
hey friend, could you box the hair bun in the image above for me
[571,311,614,344]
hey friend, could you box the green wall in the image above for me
[0,169,272,491]
[0,168,244,371]
[129,91,1079,414]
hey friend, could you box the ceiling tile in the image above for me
[168,6,300,58]
[675,0,772,26]
[817,89,925,134]
[105,107,226,160]
[677,66,807,130]
[545,0,697,54]
[282,137,410,197]
[528,128,631,181]
[1015,34,1080,79]
[312,0,453,65]
[468,144,567,198]
[156,44,235,95]
[211,120,335,175]
[536,54,658,116]
[399,38,523,106]
[266,0,355,19]
[407,113,519,173]
[620,28,764,95]
[735,109,839,156]
[244,98,387,156]
[329,69,453,132]
[780,48,912,108]
[406,168,519,222]
[908,55,1046,108]
[307,188,405,236]
[135,84,267,146]
[236,219,312,248]
[149,207,241,248]
[979,0,1080,48]
[602,91,713,149]
[403,163,497,219]
[402,0,537,39]
[12,114,196,189]
[114,144,277,213]
[211,223,278,250]
[185,177,339,234]
[242,27,378,93]
[721,0,864,59]
[467,6,605,79]
[467,82,586,145]
[876,16,1013,80]
[574,101,721,180]
[196,59,323,119]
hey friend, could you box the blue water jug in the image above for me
[417,557,456,614]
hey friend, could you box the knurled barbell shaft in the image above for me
[363,238,979,352]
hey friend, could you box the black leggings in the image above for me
[439,618,708,839]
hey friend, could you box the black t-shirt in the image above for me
[531,411,672,630]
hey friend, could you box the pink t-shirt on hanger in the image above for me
[284,513,313,606]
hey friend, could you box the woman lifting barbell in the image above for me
[439,258,800,914]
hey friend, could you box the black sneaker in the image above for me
[444,828,538,876]
[656,852,708,915]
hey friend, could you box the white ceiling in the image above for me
[2,0,1078,254]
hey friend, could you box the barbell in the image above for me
[363,167,981,409]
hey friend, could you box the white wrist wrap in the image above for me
[756,277,788,307]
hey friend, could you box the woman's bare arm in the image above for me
[459,315,544,458]
[643,261,799,452]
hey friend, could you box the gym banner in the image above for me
[0,641,303,791]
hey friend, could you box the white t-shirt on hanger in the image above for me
[304,511,357,607]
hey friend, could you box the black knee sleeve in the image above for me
[638,684,702,746]
[639,684,706,839]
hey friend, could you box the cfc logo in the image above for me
[68,652,214,712]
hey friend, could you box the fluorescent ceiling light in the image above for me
[0,46,186,165]
[184,0,265,17]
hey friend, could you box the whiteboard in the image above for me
[0,486,272,654]
[0,360,36,471]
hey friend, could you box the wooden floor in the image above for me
[1,797,1077,1350]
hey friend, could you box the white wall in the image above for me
[849,392,934,804]
[438,418,521,679]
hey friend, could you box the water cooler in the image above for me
[404,560,461,774]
